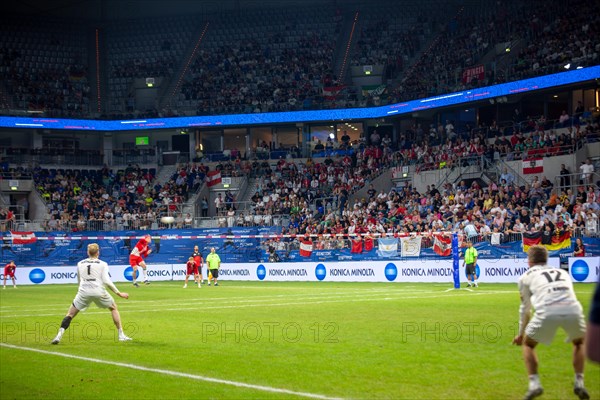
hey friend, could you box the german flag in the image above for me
[523,230,571,252]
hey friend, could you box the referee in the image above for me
[206,247,221,286]
[463,240,478,287]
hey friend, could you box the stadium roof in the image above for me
[3,0,398,20]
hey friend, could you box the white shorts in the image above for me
[525,306,586,345]
[72,291,115,311]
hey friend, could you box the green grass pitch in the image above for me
[1,282,598,399]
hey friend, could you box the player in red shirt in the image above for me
[129,234,152,287]
[183,257,200,288]
[192,245,204,285]
[3,260,16,289]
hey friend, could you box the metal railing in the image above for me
[111,149,159,166]
[553,171,600,195]
[20,213,599,238]
[494,158,529,189]
[26,214,291,231]
[1,150,104,166]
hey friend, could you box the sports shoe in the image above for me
[466,283,472,287]
[197,284,201,288]
[523,387,543,400]
[133,282,139,287]
[183,284,187,288]
[207,282,211,286]
[574,386,590,400]
[119,335,133,342]
[474,283,478,287]
[214,283,218,286]
[144,280,150,285]
[51,334,62,345]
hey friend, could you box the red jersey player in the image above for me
[129,234,152,287]
[192,245,204,285]
[183,257,200,288]
[3,260,16,289]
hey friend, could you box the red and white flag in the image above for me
[206,170,222,187]
[433,234,452,257]
[322,85,346,100]
[522,158,543,174]
[299,238,313,257]
[11,231,37,244]
[351,237,363,253]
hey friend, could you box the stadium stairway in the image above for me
[155,165,178,186]
[238,177,258,203]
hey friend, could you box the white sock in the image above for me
[575,373,584,386]
[55,327,65,339]
[142,269,148,280]
[528,374,541,389]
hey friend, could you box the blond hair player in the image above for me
[51,243,131,344]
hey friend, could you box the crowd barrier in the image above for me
[2,228,597,285]
[2,228,590,267]
[7,257,594,286]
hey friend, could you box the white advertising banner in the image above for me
[11,266,79,285]
[3,258,564,285]
[476,258,560,284]
[218,264,258,280]
[108,264,173,283]
[568,257,600,283]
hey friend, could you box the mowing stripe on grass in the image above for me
[0,287,420,311]
[0,288,423,315]
[0,343,343,400]
[1,291,497,318]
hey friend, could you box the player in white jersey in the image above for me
[512,245,589,400]
[51,243,132,344]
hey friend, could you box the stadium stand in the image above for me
[0,0,597,259]
[175,6,340,115]
[104,15,198,117]
[0,16,91,118]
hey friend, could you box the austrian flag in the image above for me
[299,238,313,257]
[206,170,222,187]
[11,231,37,244]
[522,158,543,174]
[433,235,452,257]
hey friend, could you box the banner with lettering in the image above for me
[462,65,485,84]
[0,230,580,267]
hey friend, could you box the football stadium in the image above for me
[1,0,599,399]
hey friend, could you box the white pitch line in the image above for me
[0,343,343,400]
